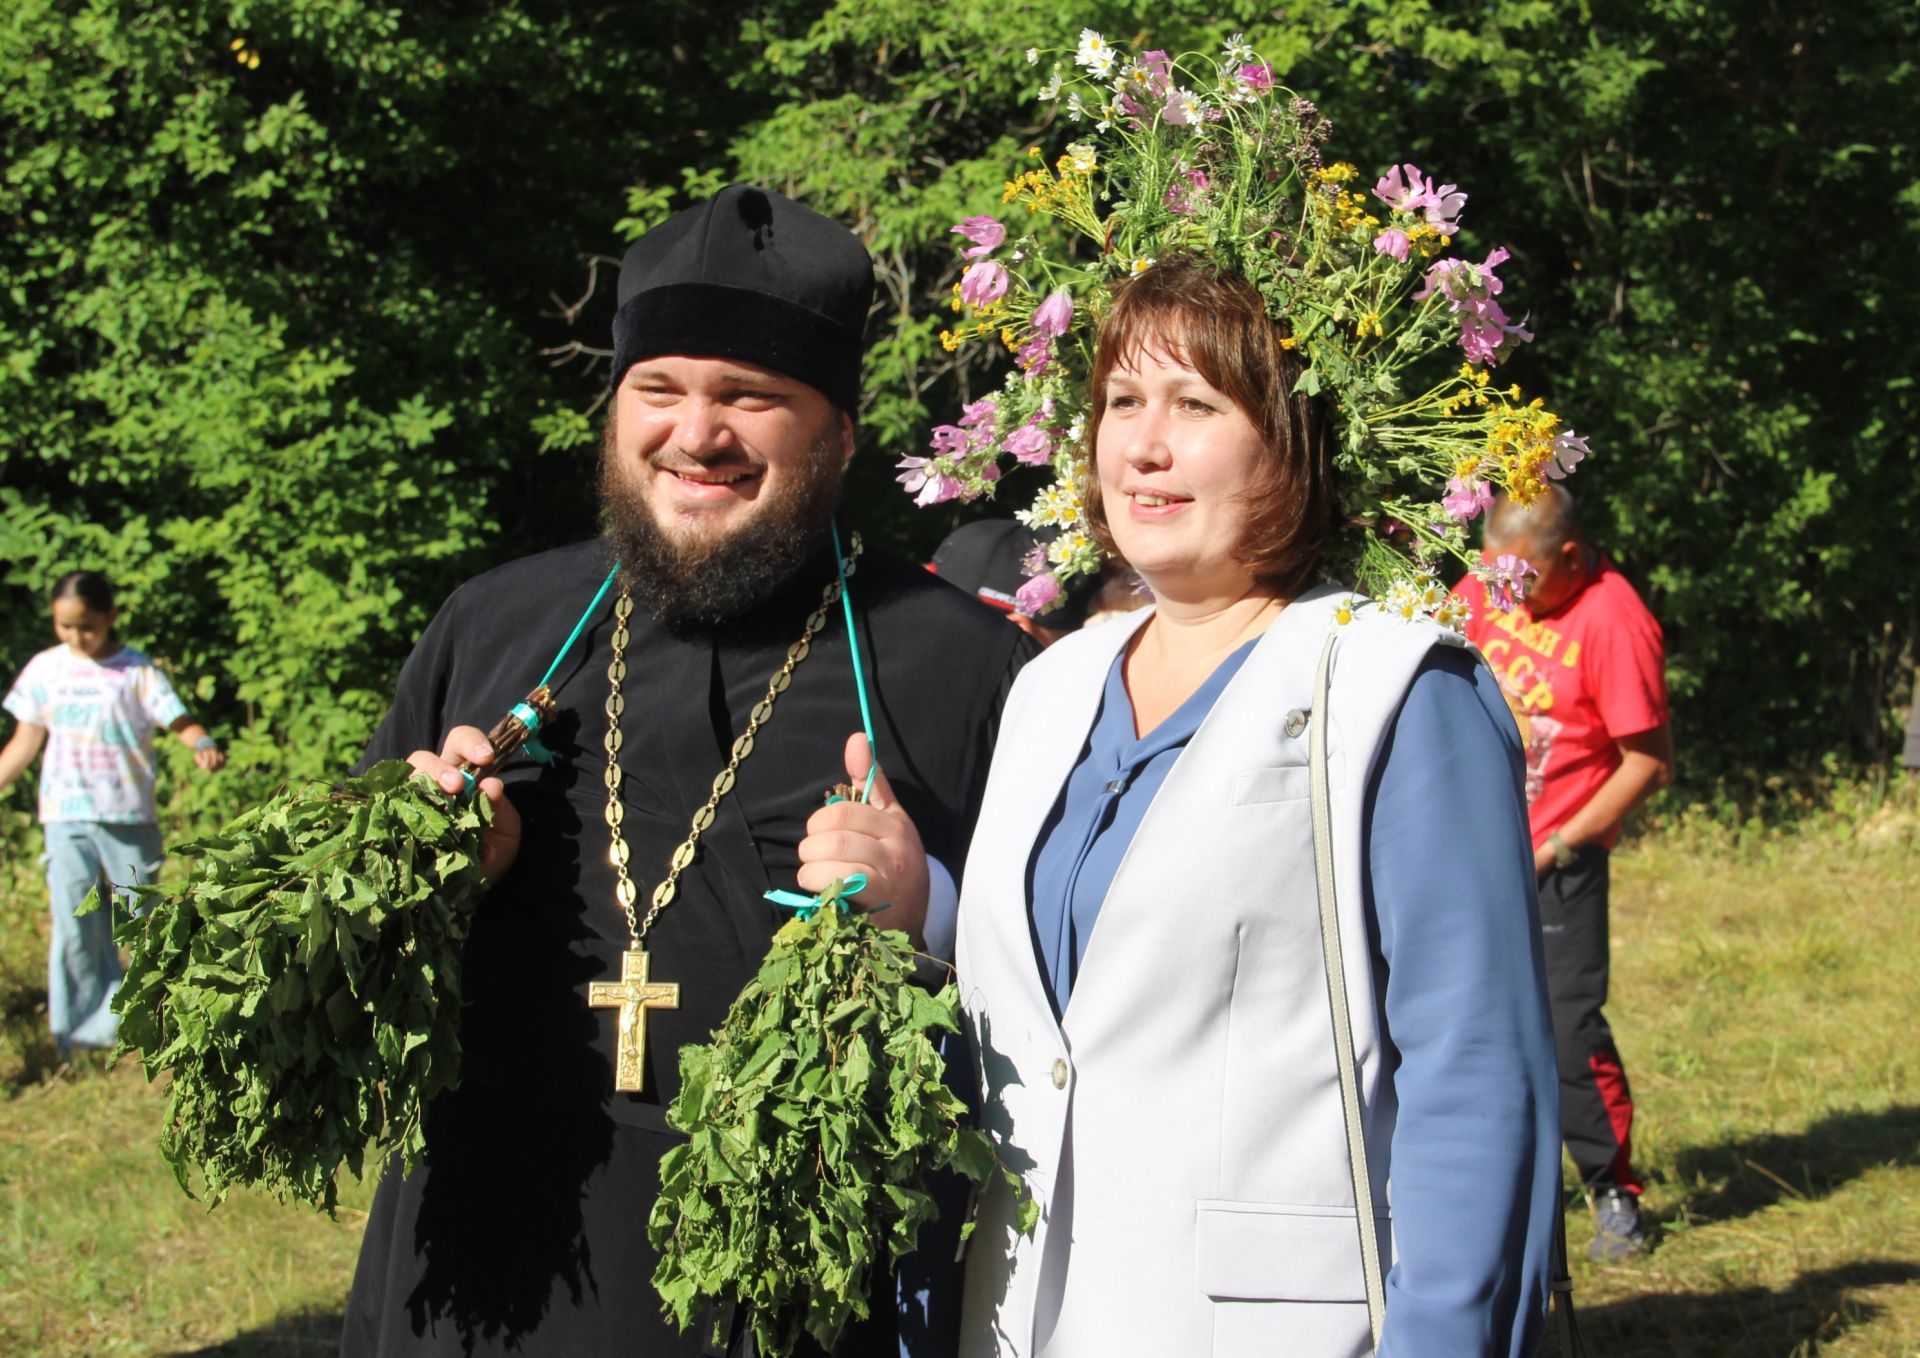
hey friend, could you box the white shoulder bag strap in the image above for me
[1307,629,1388,1350]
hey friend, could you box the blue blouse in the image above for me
[1025,637,1259,1013]
[1023,639,1559,1358]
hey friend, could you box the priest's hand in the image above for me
[409,727,523,885]
[798,734,930,945]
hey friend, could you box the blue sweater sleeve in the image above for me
[1366,648,1560,1358]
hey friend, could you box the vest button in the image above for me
[1051,1059,1069,1089]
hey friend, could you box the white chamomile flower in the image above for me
[1066,414,1086,445]
[1131,256,1156,275]
[1434,597,1471,633]
[1038,66,1063,101]
[1026,47,1040,65]
[1048,529,1094,566]
[1223,32,1254,63]
[1384,579,1422,622]
[1064,142,1097,173]
[1026,485,1063,528]
[1334,597,1359,627]
[1166,88,1209,128]
[1074,28,1111,72]
[1066,91,1086,122]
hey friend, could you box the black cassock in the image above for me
[340,536,1032,1357]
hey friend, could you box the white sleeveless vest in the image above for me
[955,586,1466,1358]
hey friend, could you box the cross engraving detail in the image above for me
[587,947,680,1092]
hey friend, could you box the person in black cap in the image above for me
[340,185,1035,1358]
[929,520,1096,647]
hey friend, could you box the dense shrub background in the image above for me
[4,0,1915,818]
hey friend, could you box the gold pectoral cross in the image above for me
[587,947,681,1092]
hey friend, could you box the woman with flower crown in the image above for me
[905,34,1575,1358]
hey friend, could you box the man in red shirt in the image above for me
[1454,484,1674,1261]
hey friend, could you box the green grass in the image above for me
[1552,794,1920,1356]
[1,794,1916,1356]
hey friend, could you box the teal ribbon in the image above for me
[510,700,555,764]
[765,873,880,921]
[766,524,886,920]
[455,565,620,800]
[830,519,880,805]
[541,566,620,692]
[507,565,620,769]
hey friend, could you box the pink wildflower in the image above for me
[1162,87,1203,126]
[1423,180,1467,235]
[960,260,1010,307]
[958,396,998,430]
[895,456,963,507]
[1015,573,1062,616]
[1418,248,1532,365]
[1548,430,1589,480]
[1374,163,1466,235]
[1015,336,1054,375]
[1374,163,1431,213]
[1480,553,1536,612]
[1031,289,1074,338]
[1164,169,1208,215]
[1373,228,1411,262]
[950,215,1007,259]
[928,424,968,456]
[1237,62,1274,91]
[1002,421,1053,466]
[1442,476,1495,522]
[1458,313,1506,365]
[1138,50,1172,96]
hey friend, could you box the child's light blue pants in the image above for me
[43,820,163,1054]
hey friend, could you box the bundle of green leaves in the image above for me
[103,759,491,1213]
[651,899,1028,1355]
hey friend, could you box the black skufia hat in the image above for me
[610,184,874,413]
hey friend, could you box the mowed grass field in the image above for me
[1,793,1915,1357]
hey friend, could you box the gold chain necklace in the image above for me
[586,532,863,1091]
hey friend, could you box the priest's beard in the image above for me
[598,414,847,629]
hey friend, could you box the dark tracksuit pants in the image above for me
[1538,845,1642,1194]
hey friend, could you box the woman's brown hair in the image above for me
[1082,256,1335,598]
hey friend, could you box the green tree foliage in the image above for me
[0,0,787,801]
[3,0,1914,806]
[703,0,1919,786]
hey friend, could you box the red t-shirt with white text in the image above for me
[1453,557,1667,849]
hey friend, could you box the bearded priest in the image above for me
[339,185,1034,1357]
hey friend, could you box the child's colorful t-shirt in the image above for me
[4,644,187,824]
[1452,558,1667,850]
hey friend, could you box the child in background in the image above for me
[0,570,226,1061]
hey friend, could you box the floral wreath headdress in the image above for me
[895,31,1588,626]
